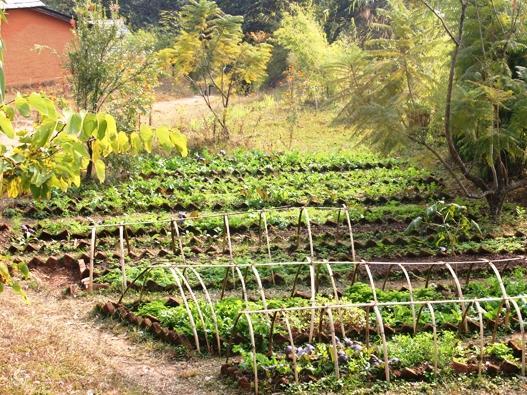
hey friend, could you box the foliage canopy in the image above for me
[161,0,272,139]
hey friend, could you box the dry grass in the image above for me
[0,273,238,395]
[150,92,358,153]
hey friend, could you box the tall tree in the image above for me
[426,0,527,218]
[334,0,527,218]
[161,0,272,141]
[216,0,310,33]
[332,0,449,150]
[67,1,186,179]
[275,4,348,105]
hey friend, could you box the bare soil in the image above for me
[0,270,238,395]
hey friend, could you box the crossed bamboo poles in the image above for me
[85,205,526,394]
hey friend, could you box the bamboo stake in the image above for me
[350,261,360,286]
[296,207,304,250]
[170,220,177,255]
[363,264,378,302]
[308,259,316,342]
[224,214,234,260]
[257,211,263,249]
[487,260,511,327]
[343,205,356,261]
[234,265,249,304]
[427,302,439,375]
[173,220,186,261]
[244,312,259,395]
[174,267,211,353]
[365,306,370,348]
[220,267,230,300]
[474,301,484,376]
[335,207,342,243]
[290,265,303,297]
[267,312,278,355]
[89,226,96,293]
[424,264,434,288]
[224,215,235,290]
[326,306,340,379]
[189,267,222,354]
[381,264,393,291]
[317,308,325,342]
[123,225,131,255]
[304,208,315,258]
[445,262,468,332]
[251,265,268,310]
[509,299,526,376]
[325,262,346,338]
[169,268,201,353]
[283,312,299,384]
[119,225,127,291]
[261,210,275,284]
[397,263,416,333]
[373,305,390,382]
[465,261,475,286]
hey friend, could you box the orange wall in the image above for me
[1,8,73,87]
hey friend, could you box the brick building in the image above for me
[1,0,74,88]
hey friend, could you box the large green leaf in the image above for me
[94,159,106,182]
[170,130,188,157]
[97,118,107,139]
[155,126,173,148]
[28,93,57,119]
[0,111,14,138]
[116,132,129,153]
[130,132,142,154]
[67,113,83,134]
[81,113,98,140]
[32,120,57,148]
[104,114,117,140]
[15,95,31,117]
[140,124,153,153]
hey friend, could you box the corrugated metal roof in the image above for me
[3,0,46,9]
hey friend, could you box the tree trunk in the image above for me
[485,191,506,222]
[221,107,230,141]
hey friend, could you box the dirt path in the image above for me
[150,95,215,129]
[0,273,238,395]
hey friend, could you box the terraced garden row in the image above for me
[98,261,527,393]
[4,152,444,218]
[4,150,526,394]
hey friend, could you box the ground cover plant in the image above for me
[96,262,527,393]
[3,1,527,394]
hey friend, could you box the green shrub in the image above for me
[386,331,459,369]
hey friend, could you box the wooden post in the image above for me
[119,225,127,291]
[89,226,96,292]
[124,226,131,255]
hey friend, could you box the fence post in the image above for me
[89,226,96,292]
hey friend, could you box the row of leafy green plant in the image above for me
[12,202,436,239]
[5,152,443,218]
[89,229,526,292]
[232,330,521,393]
[29,172,441,218]
[139,151,403,177]
[120,269,527,391]
[126,267,527,350]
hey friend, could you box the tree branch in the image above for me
[406,135,492,199]
[442,0,490,193]
[506,176,527,192]
[419,0,459,45]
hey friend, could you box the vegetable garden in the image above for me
[5,150,527,393]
